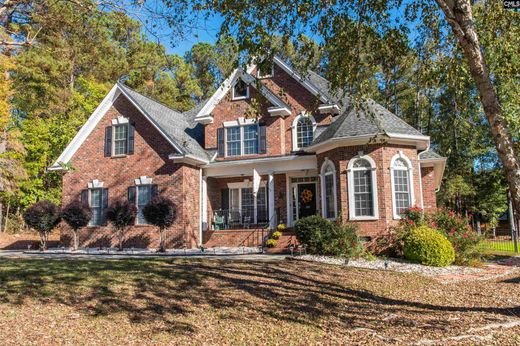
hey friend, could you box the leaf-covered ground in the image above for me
[0,257,519,345]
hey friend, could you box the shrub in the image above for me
[431,209,483,265]
[277,223,287,231]
[403,226,455,267]
[266,238,277,247]
[23,201,61,250]
[61,201,92,250]
[294,215,360,257]
[106,201,137,251]
[271,231,282,239]
[143,196,176,252]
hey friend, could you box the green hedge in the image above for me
[403,226,455,267]
[294,215,360,257]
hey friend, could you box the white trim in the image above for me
[305,134,430,153]
[194,68,291,123]
[169,154,209,165]
[417,156,424,209]
[257,64,274,79]
[49,85,120,170]
[292,113,317,151]
[111,116,129,125]
[267,106,291,117]
[231,79,250,100]
[227,180,266,189]
[203,155,317,178]
[390,151,415,219]
[420,157,447,190]
[87,179,104,189]
[347,154,379,221]
[134,176,153,185]
[200,172,206,242]
[318,104,340,115]
[268,173,276,229]
[320,158,338,220]
[223,117,257,127]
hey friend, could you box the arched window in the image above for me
[320,160,337,219]
[292,114,316,151]
[347,155,378,220]
[390,153,415,218]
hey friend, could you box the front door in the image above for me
[297,183,317,219]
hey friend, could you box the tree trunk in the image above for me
[40,231,48,251]
[436,0,520,217]
[4,201,10,232]
[159,228,166,252]
[0,202,3,232]
[73,230,78,251]
[118,228,123,251]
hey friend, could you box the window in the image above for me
[321,161,337,219]
[225,124,259,156]
[391,155,414,218]
[89,188,107,226]
[226,126,241,156]
[136,185,152,224]
[227,185,268,224]
[292,114,316,151]
[113,124,128,156]
[347,156,378,220]
[232,80,249,100]
[243,125,258,154]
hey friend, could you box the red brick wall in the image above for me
[317,144,424,238]
[205,64,332,159]
[421,166,437,212]
[61,94,201,249]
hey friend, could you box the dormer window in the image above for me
[232,80,249,100]
[292,113,316,151]
[257,63,274,79]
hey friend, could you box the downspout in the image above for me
[417,141,431,207]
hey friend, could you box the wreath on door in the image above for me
[300,189,313,204]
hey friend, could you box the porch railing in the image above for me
[211,208,269,230]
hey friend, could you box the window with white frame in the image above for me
[89,188,107,226]
[347,155,378,220]
[226,124,258,156]
[227,185,267,224]
[392,156,413,217]
[232,79,249,100]
[136,185,153,224]
[226,126,242,156]
[321,161,337,219]
[292,114,316,151]
[113,124,129,155]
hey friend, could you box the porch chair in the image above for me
[228,209,241,229]
[213,213,225,230]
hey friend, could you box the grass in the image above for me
[481,239,519,253]
[0,257,519,345]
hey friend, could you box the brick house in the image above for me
[50,56,446,249]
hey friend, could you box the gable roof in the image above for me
[49,83,208,170]
[194,68,291,124]
[309,99,429,150]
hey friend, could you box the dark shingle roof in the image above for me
[419,150,444,160]
[312,99,426,146]
[117,83,209,161]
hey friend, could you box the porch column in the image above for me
[201,176,208,231]
[268,172,276,229]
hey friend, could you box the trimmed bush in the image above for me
[61,201,92,250]
[403,226,455,267]
[143,196,176,252]
[265,238,277,248]
[23,201,61,250]
[106,201,137,251]
[294,215,360,257]
[271,231,282,239]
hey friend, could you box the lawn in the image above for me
[0,257,519,345]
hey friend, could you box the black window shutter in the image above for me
[128,123,135,154]
[217,127,225,157]
[81,189,89,207]
[127,186,136,204]
[259,125,267,154]
[221,188,229,210]
[151,184,158,197]
[104,126,112,157]
[102,188,109,225]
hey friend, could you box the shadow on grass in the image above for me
[0,258,518,335]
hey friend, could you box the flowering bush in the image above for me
[271,231,282,239]
[430,209,482,265]
[266,238,278,248]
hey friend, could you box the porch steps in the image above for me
[265,231,299,254]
